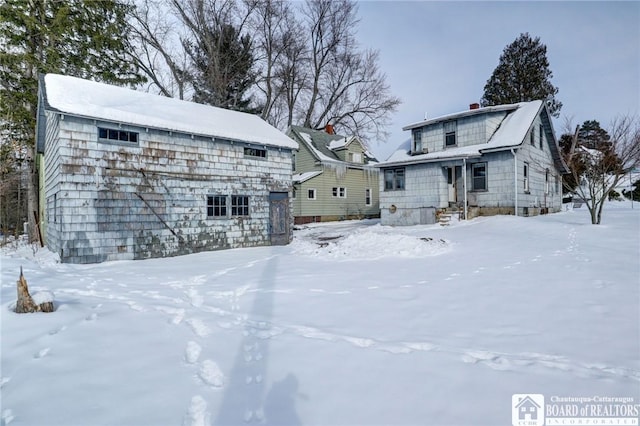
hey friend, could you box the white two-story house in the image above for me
[377,101,569,225]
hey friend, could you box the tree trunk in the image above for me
[15,267,54,313]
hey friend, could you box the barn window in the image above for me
[244,147,267,158]
[98,127,138,144]
[207,195,227,218]
[231,195,250,216]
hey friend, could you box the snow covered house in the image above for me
[377,101,569,225]
[35,74,298,263]
[286,125,380,224]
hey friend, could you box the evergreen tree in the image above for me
[481,33,562,117]
[183,22,257,112]
[0,0,144,241]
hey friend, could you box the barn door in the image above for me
[269,192,289,245]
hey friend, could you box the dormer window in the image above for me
[413,129,422,152]
[444,121,456,147]
[349,152,362,163]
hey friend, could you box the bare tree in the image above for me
[130,0,191,99]
[563,115,640,224]
[297,0,400,143]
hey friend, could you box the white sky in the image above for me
[355,1,640,160]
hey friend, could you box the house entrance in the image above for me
[447,166,463,205]
[269,192,289,245]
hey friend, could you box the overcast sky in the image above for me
[354,1,640,160]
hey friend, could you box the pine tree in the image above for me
[0,0,144,241]
[183,22,257,112]
[481,33,562,117]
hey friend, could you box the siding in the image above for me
[44,114,293,263]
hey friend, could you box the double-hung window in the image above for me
[413,129,423,152]
[524,162,530,192]
[365,188,372,206]
[384,168,405,190]
[471,163,487,191]
[444,121,456,147]
[332,187,347,198]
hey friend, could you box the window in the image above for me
[444,121,456,146]
[530,128,535,145]
[545,169,549,194]
[384,168,405,191]
[555,175,560,194]
[231,195,250,216]
[307,189,316,200]
[365,188,372,206]
[471,163,487,191]
[349,152,362,163]
[244,147,267,158]
[524,162,530,192]
[332,187,347,198]
[98,127,138,144]
[207,195,227,218]
[413,129,422,152]
[539,124,544,149]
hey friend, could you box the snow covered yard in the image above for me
[1,204,638,426]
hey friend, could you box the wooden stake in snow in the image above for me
[15,267,54,313]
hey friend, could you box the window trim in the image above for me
[207,195,228,219]
[365,188,372,206]
[545,168,550,194]
[471,162,487,191]
[444,121,457,147]
[539,124,544,150]
[307,188,317,200]
[384,168,405,191]
[244,146,267,159]
[98,126,139,145]
[413,128,423,153]
[524,162,530,193]
[332,187,347,198]
[231,195,250,217]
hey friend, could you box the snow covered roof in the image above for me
[402,102,525,131]
[293,171,323,183]
[288,125,378,165]
[40,74,298,150]
[380,100,551,167]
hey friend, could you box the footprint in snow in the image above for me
[49,325,67,335]
[185,341,202,364]
[0,377,10,389]
[2,409,15,425]
[34,348,51,359]
[85,313,98,321]
[198,359,224,388]
[184,395,210,426]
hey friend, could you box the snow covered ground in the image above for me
[1,203,638,426]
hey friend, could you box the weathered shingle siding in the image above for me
[44,114,293,263]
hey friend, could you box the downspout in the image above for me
[511,149,518,216]
[462,158,468,220]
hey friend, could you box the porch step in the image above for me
[438,213,452,226]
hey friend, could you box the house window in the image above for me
[365,188,372,206]
[307,189,316,200]
[530,128,535,145]
[207,195,227,218]
[471,163,487,191]
[98,127,138,144]
[539,124,544,150]
[555,175,560,194]
[444,121,456,147]
[524,162,530,192]
[244,147,267,158]
[545,169,549,194]
[413,129,422,152]
[332,187,347,198]
[231,195,250,216]
[384,168,405,191]
[349,152,362,163]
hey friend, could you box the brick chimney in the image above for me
[469,103,480,110]
[325,124,334,135]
